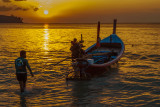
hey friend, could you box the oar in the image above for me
[53,57,71,66]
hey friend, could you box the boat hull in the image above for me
[84,34,125,75]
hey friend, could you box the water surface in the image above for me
[0,23,159,106]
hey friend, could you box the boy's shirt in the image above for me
[15,57,31,73]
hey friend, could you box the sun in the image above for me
[44,10,48,15]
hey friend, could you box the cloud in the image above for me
[14,0,27,1]
[14,7,28,11]
[33,7,38,11]
[1,0,38,11]
[2,0,11,2]
[2,0,27,2]
[0,6,12,11]
[0,3,39,11]
[0,5,39,11]
[0,5,29,11]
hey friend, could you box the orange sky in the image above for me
[0,0,160,23]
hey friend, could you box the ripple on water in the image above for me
[147,54,160,58]
[125,93,155,106]
[146,54,160,62]
[129,65,152,69]
[139,56,148,60]
[0,66,6,71]
[151,59,160,62]
[125,53,141,60]
[144,99,160,107]
[125,76,158,83]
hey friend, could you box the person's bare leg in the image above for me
[19,81,24,93]
[23,81,26,91]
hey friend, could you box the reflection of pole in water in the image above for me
[43,24,49,51]
[20,96,27,107]
[71,81,91,106]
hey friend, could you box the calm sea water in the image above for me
[0,23,159,107]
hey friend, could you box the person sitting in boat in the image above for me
[70,38,81,60]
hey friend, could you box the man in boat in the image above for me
[70,38,88,77]
[15,50,34,93]
[70,38,82,60]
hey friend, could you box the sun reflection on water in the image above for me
[44,24,49,51]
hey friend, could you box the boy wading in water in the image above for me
[15,50,34,93]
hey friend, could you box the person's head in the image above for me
[73,38,77,42]
[20,50,26,58]
[71,41,74,45]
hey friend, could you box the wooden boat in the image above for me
[66,19,125,80]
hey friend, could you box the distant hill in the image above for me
[0,15,23,23]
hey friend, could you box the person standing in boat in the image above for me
[70,38,87,77]
[15,50,34,93]
[70,38,81,60]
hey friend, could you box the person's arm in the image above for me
[26,60,34,77]
[15,60,18,74]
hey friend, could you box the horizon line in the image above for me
[1,22,160,24]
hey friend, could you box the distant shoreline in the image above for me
[0,22,159,24]
[20,22,160,24]
[0,15,23,23]
[10,23,160,24]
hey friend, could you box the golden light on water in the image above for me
[0,23,160,106]
[44,24,49,51]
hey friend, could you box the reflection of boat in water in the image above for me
[66,19,125,80]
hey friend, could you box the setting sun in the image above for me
[0,0,160,23]
[44,10,48,15]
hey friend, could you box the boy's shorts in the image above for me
[16,73,27,82]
